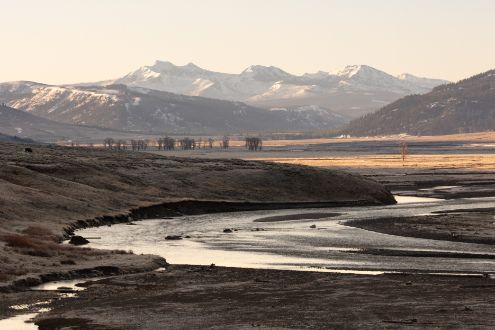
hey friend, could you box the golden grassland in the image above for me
[228,131,495,147]
[246,154,495,170]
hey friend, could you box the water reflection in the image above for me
[0,313,39,330]
[394,195,444,204]
[79,196,495,275]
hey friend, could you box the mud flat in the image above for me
[31,265,495,329]
[345,211,495,246]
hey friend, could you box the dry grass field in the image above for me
[151,132,495,170]
[229,131,495,147]
[251,154,495,170]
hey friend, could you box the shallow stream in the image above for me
[79,194,495,275]
[4,191,495,329]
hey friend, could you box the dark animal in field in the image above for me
[24,147,33,153]
[165,235,183,240]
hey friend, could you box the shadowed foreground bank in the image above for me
[33,265,495,329]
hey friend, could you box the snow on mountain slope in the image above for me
[108,61,449,118]
[0,82,347,133]
[397,73,450,90]
[0,103,137,143]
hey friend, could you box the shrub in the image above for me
[2,234,58,258]
[21,226,59,242]
[61,259,76,265]
[26,249,54,257]
[0,273,11,282]
[3,234,39,249]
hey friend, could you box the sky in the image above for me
[1,0,494,84]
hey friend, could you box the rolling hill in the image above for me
[0,104,148,143]
[0,82,347,133]
[343,69,495,136]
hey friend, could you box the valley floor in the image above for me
[2,136,495,329]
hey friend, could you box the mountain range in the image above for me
[0,61,450,138]
[109,61,448,118]
[343,69,495,136]
[0,82,347,136]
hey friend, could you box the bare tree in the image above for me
[400,142,408,164]
[130,140,138,151]
[179,137,195,150]
[208,138,214,149]
[245,137,263,151]
[104,137,115,150]
[163,136,175,150]
[157,138,164,150]
[114,140,127,151]
[221,135,230,149]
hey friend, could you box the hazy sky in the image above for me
[1,0,494,84]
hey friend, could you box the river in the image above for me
[78,194,495,275]
[3,193,495,329]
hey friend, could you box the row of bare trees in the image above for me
[102,135,235,151]
[245,137,263,151]
[130,140,149,151]
[104,138,128,150]
[157,137,176,150]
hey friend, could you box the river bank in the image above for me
[32,265,495,329]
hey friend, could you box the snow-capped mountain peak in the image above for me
[396,73,449,89]
[148,60,206,74]
[107,60,449,118]
[240,65,293,82]
[150,60,176,71]
[337,65,364,78]
[337,65,392,79]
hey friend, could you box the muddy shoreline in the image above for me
[344,210,495,246]
[0,189,495,329]
[33,265,495,329]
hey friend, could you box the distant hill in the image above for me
[0,82,346,133]
[0,104,146,143]
[108,60,448,118]
[0,131,36,144]
[342,70,495,136]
